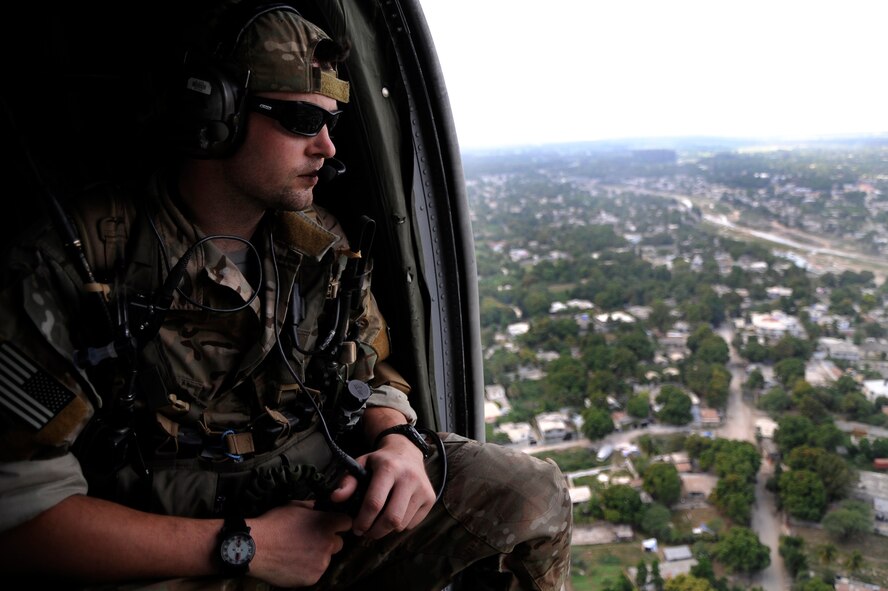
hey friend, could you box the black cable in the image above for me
[143,201,262,314]
[268,226,367,482]
[418,427,447,503]
[289,286,340,356]
[268,223,448,505]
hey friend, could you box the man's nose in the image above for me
[310,125,336,159]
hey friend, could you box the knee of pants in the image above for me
[439,435,572,552]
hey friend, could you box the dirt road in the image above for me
[716,324,790,591]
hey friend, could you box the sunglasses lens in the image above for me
[326,112,340,132]
[286,106,326,136]
[250,98,341,137]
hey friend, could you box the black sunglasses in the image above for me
[247,96,342,137]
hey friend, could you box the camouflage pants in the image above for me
[312,433,573,590]
[79,433,573,591]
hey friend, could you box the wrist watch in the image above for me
[216,515,256,575]
[374,423,433,459]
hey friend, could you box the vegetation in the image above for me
[713,526,771,574]
[465,142,888,588]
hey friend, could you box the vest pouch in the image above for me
[113,426,337,517]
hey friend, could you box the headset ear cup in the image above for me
[170,4,305,158]
[172,56,248,158]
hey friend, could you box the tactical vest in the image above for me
[66,181,382,518]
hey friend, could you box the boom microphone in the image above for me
[318,158,346,183]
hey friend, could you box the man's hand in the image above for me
[249,500,352,588]
[328,434,435,539]
[0,494,352,588]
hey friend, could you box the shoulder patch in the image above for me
[0,341,76,430]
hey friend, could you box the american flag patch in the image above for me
[0,341,75,430]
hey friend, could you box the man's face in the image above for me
[224,91,339,212]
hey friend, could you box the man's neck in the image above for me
[176,164,265,253]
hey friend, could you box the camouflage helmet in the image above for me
[231,7,349,103]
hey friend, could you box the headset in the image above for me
[173,3,304,158]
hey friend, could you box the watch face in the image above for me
[220,533,256,566]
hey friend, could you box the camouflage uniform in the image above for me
[0,5,572,590]
[0,175,571,589]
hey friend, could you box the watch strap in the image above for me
[374,424,433,459]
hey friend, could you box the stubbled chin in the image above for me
[285,190,314,212]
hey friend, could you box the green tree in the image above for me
[627,393,651,419]
[822,499,872,541]
[588,369,630,397]
[841,391,875,422]
[770,334,812,361]
[711,440,761,481]
[795,579,836,591]
[656,385,693,425]
[689,555,714,582]
[779,469,827,521]
[479,296,516,329]
[686,324,715,353]
[651,559,664,591]
[635,559,648,589]
[643,462,682,506]
[713,526,771,574]
[786,446,855,501]
[542,356,588,408]
[742,337,770,362]
[798,394,830,423]
[580,406,614,441]
[774,357,806,388]
[664,573,715,591]
[774,415,814,454]
[601,573,633,591]
[778,535,807,578]
[758,386,792,412]
[609,346,640,379]
[649,300,671,332]
[600,484,642,525]
[519,287,553,318]
[639,502,673,540]
[810,421,846,452]
[744,368,765,391]
[710,473,754,524]
[614,327,655,362]
[694,335,729,365]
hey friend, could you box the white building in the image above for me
[862,379,888,404]
[766,286,793,299]
[484,401,505,423]
[595,311,636,325]
[750,311,805,341]
[495,422,536,446]
[507,322,530,337]
[536,412,571,441]
[817,337,861,362]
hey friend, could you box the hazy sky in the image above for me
[418,0,888,150]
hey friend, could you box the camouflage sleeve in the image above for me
[0,251,96,461]
[0,232,96,527]
[0,454,88,531]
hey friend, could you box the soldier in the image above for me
[0,3,572,589]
